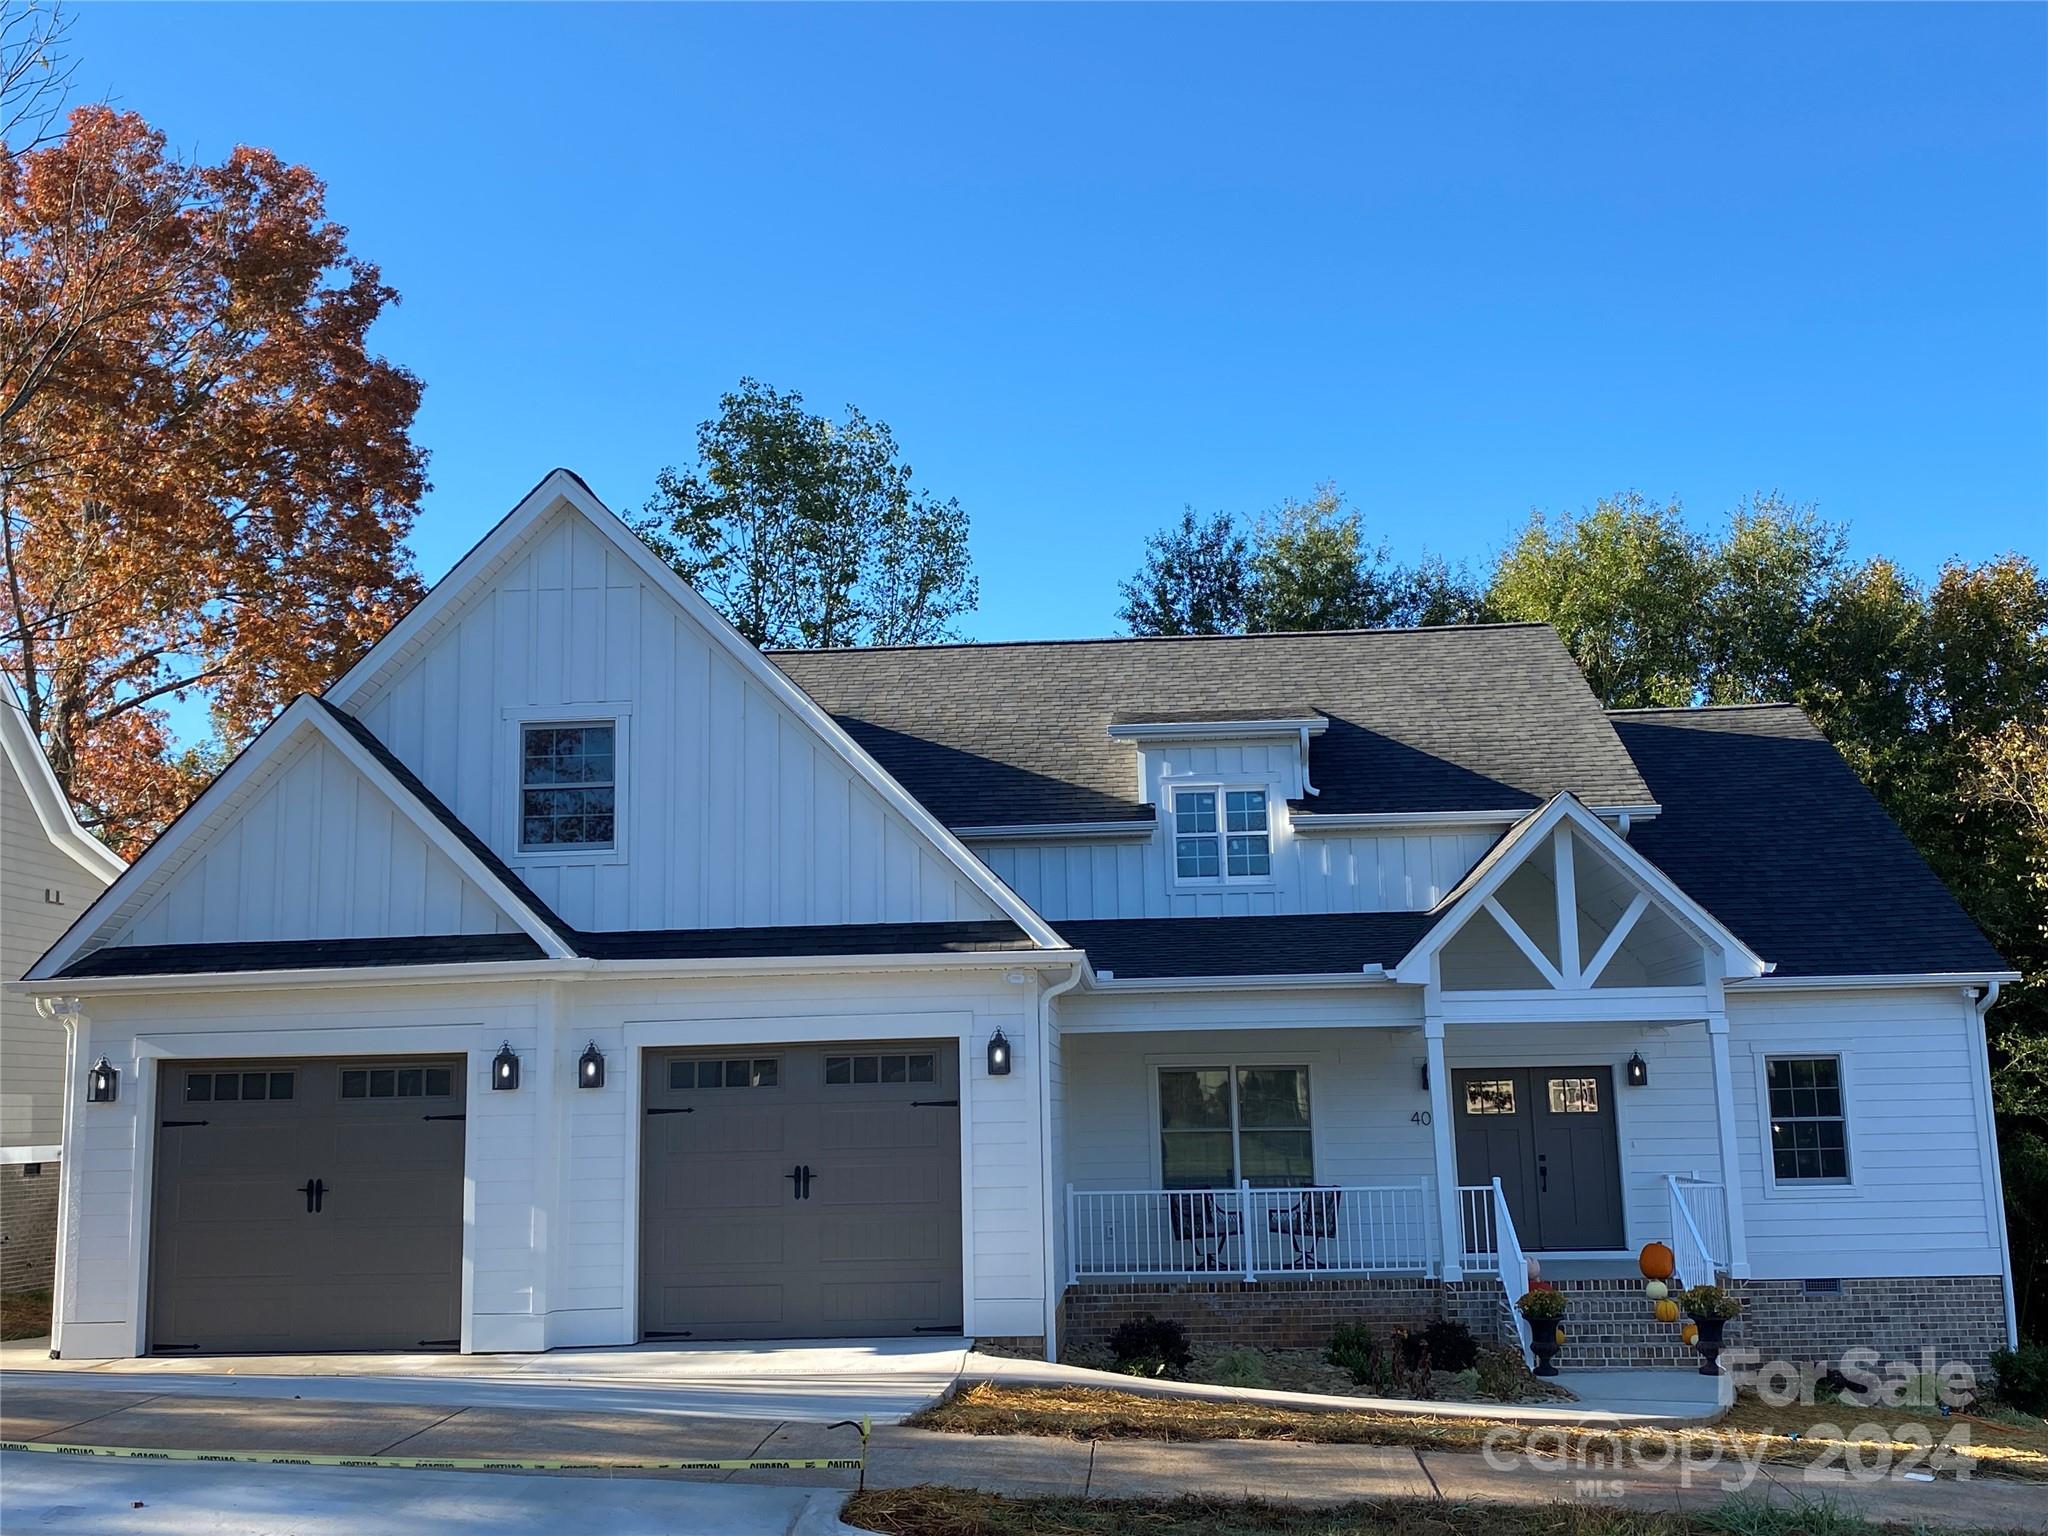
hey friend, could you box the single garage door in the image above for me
[150,1056,465,1353]
[641,1041,962,1340]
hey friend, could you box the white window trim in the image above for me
[1755,1050,1858,1198]
[1149,1059,1317,1189]
[1167,781,1278,889]
[502,707,632,866]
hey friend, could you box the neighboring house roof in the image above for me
[772,626,1657,829]
[1,672,126,882]
[1059,912,1438,979]
[1609,704,2010,980]
[574,920,1033,961]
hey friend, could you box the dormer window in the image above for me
[1173,787,1270,884]
[520,723,616,850]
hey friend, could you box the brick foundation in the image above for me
[0,1161,59,1292]
[1060,1277,1520,1354]
[1058,1272,2011,1374]
[1729,1276,2008,1375]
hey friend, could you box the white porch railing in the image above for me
[1667,1173,1728,1288]
[1459,1179,1534,1366]
[1065,1183,1432,1282]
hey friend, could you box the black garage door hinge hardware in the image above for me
[417,1338,458,1349]
[160,1119,209,1128]
[915,1324,966,1334]
[910,1099,958,1108]
[422,1113,466,1122]
[643,1330,694,1340]
[154,1343,199,1352]
[645,1106,695,1116]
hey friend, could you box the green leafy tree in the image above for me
[637,378,976,649]
[1487,493,1713,706]
[1116,506,1249,636]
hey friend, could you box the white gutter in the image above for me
[9,948,1092,997]
[1731,971,2023,992]
[1975,982,2020,1350]
[954,821,1154,842]
[1085,970,1399,993]
[1106,717,1329,742]
[1036,961,1086,1363]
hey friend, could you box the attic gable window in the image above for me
[1173,787,1270,883]
[520,723,616,851]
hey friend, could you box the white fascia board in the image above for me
[0,1145,61,1164]
[12,947,1091,997]
[1731,971,2022,992]
[1085,971,1398,993]
[1106,718,1329,742]
[1390,793,1764,985]
[1,673,126,881]
[1292,805,1661,834]
[954,821,1156,842]
[326,470,1066,952]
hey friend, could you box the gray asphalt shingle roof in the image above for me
[773,625,1655,827]
[1609,705,2008,980]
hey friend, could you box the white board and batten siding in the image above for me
[113,735,518,948]
[1726,986,2005,1281]
[349,507,1002,934]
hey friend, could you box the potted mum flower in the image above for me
[1517,1284,1568,1377]
[1679,1284,1739,1375]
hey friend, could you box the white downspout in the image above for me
[1974,982,2019,1349]
[1037,962,1085,1364]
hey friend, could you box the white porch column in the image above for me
[1705,1007,1752,1279]
[1424,1014,1461,1281]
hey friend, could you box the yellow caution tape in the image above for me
[0,1415,872,1477]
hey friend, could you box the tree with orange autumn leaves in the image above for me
[1,94,428,854]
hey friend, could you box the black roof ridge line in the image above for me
[769,622,1555,657]
[1606,702,1803,716]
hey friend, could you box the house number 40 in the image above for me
[1411,1110,1432,1126]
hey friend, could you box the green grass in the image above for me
[843,1489,2031,1536]
[0,1288,51,1342]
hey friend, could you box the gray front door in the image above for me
[640,1042,962,1340]
[150,1057,465,1352]
[1452,1065,1624,1251]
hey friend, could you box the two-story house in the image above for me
[21,471,2017,1371]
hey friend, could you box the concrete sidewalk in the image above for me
[2,1379,2042,1531]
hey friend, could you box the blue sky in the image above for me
[72,3,2047,680]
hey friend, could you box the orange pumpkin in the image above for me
[1554,1328,1566,1346]
[1681,1323,1699,1346]
[1638,1242,1675,1281]
[1653,1298,1680,1324]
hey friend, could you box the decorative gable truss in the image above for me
[1392,794,1767,999]
[27,696,575,979]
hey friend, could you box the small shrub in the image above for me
[1991,1342,2048,1415]
[1473,1344,1532,1400]
[1204,1346,1268,1389]
[1412,1319,1478,1373]
[1106,1314,1191,1378]
[1389,1329,1435,1399]
[1325,1322,1377,1385]
[1449,1366,1482,1398]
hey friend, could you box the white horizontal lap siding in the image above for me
[354,508,1001,933]
[1728,988,2001,1279]
[1442,1022,1720,1253]
[114,736,513,947]
[4,761,114,1149]
[977,829,1494,922]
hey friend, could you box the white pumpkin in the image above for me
[1644,1280,1669,1301]
[1526,1257,1543,1282]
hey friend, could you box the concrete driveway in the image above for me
[1,1335,968,1424]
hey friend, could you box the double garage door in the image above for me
[150,1056,466,1353]
[148,1040,963,1353]
[640,1041,963,1340]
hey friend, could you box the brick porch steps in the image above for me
[1541,1278,1706,1370]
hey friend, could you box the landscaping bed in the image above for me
[911,1382,2048,1482]
[843,1488,2028,1536]
[0,1288,51,1342]
[1061,1341,1573,1405]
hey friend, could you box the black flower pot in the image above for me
[1526,1313,1565,1377]
[1688,1314,1729,1376]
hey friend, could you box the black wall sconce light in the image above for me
[1419,1061,1430,1091]
[577,1041,606,1089]
[87,1056,118,1104]
[492,1042,521,1091]
[1626,1051,1649,1088]
[986,1028,1012,1076]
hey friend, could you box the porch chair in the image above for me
[1267,1188,1342,1269]
[1166,1191,1243,1270]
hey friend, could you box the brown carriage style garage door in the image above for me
[149,1056,466,1353]
[641,1041,963,1340]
